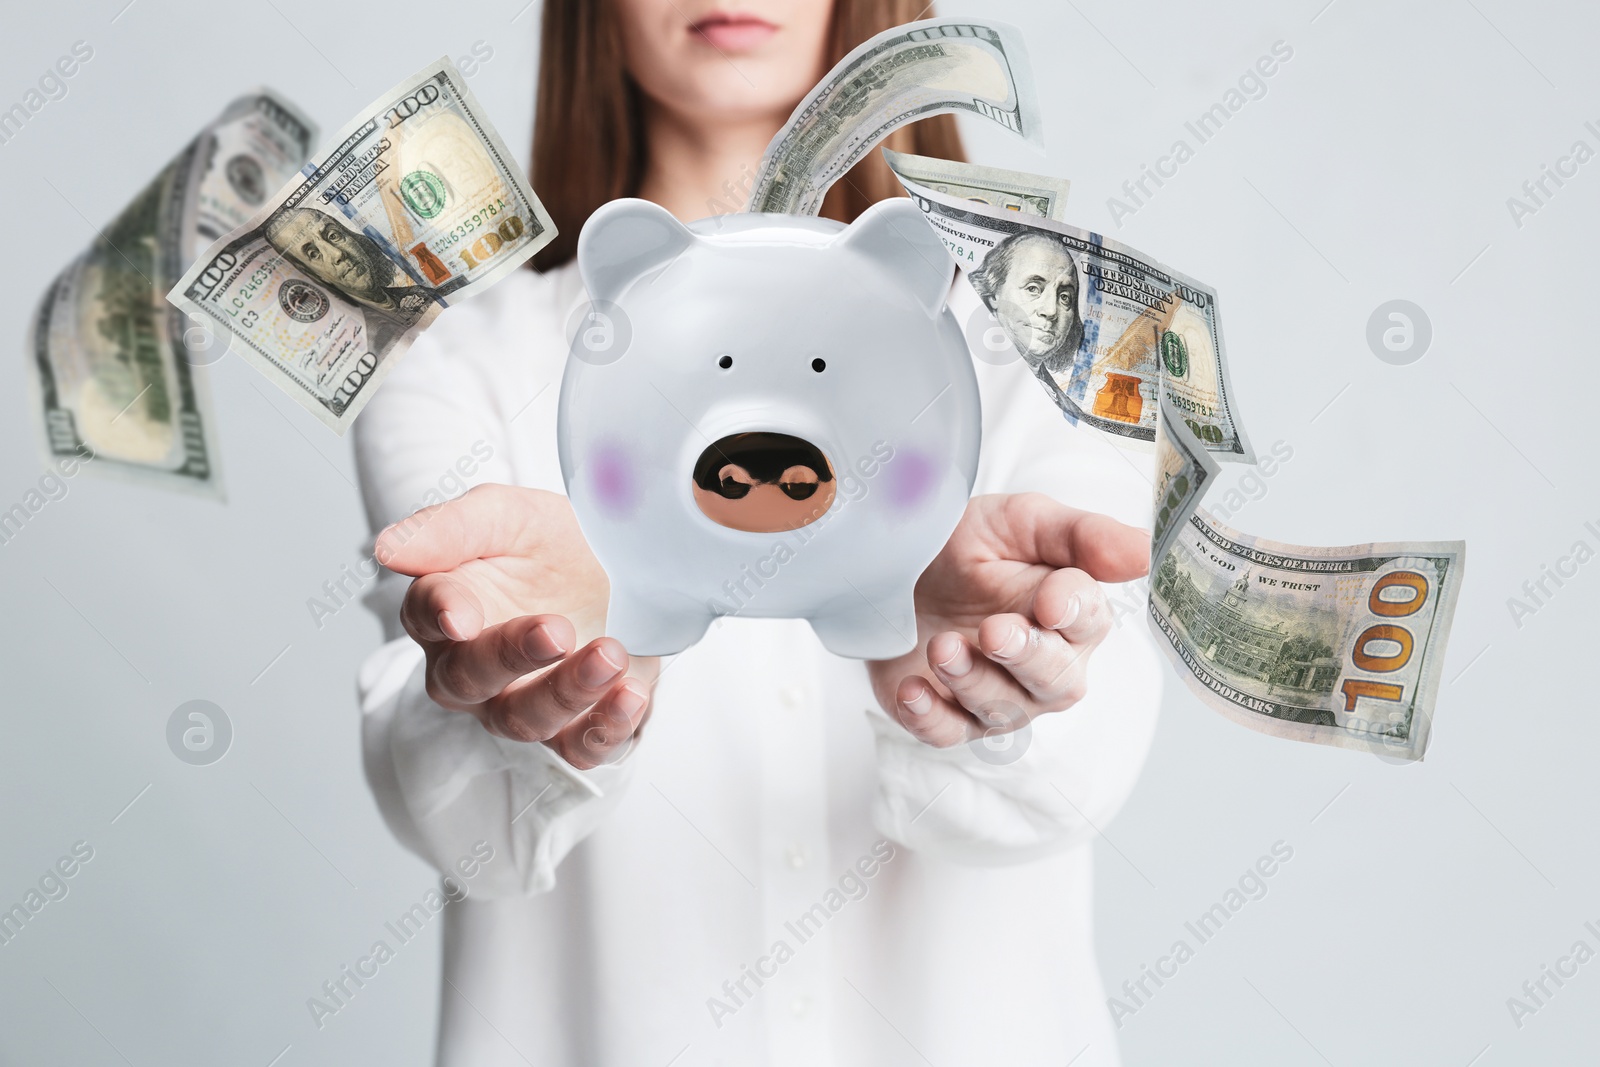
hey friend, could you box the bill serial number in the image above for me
[435,197,510,253]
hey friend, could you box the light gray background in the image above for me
[1,1,1594,1064]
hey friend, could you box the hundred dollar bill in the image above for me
[27,90,316,494]
[748,18,1043,216]
[892,172,1254,461]
[1146,405,1465,760]
[1151,394,1220,569]
[882,148,1070,220]
[170,58,556,433]
[192,93,318,253]
[1149,511,1465,760]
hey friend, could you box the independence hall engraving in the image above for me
[1154,557,1339,695]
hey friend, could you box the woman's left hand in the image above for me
[867,493,1150,748]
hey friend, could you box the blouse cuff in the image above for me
[359,637,635,897]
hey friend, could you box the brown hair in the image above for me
[529,0,967,272]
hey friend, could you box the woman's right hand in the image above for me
[375,484,657,769]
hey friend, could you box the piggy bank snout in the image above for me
[692,431,837,534]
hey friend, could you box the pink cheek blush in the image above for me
[884,449,936,512]
[588,444,638,519]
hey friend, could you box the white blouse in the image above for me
[353,258,1162,1067]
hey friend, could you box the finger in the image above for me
[925,631,1039,726]
[1029,568,1114,647]
[425,615,575,709]
[400,571,490,645]
[978,612,1092,707]
[544,677,651,771]
[1002,493,1150,582]
[892,674,978,748]
[376,484,576,577]
[480,638,630,744]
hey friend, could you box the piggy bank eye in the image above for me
[716,464,753,499]
[778,465,819,501]
[718,354,733,369]
[811,358,826,373]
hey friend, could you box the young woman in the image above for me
[354,1,1162,1063]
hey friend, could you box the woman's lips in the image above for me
[690,12,778,52]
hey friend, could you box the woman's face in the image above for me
[613,0,835,123]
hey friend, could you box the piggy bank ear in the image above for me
[833,197,954,316]
[578,198,697,305]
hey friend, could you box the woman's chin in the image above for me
[670,75,812,125]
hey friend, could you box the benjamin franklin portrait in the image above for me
[264,206,440,351]
[969,231,1085,377]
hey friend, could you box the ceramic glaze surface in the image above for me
[557,198,981,658]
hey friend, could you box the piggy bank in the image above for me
[556,198,981,659]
